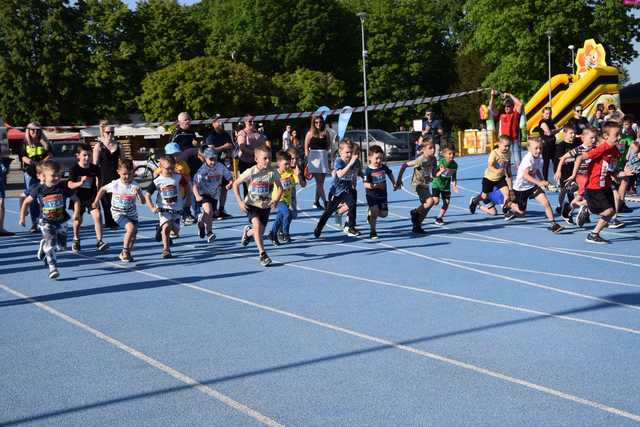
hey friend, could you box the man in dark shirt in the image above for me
[566,105,589,147]
[422,110,444,150]
[170,112,199,224]
[204,116,235,218]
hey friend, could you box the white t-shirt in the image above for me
[149,173,186,211]
[514,152,543,191]
[104,179,140,220]
[282,130,291,150]
[194,162,232,198]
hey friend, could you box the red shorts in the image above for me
[576,174,588,197]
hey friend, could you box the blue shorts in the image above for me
[115,214,138,228]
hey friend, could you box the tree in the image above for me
[271,68,347,111]
[135,0,203,74]
[77,0,139,121]
[0,0,85,124]
[136,57,271,121]
[464,0,640,99]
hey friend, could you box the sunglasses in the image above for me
[104,131,114,135]
[27,128,40,131]
[575,109,582,113]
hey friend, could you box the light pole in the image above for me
[546,30,552,107]
[357,11,369,152]
[568,44,575,75]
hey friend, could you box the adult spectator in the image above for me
[257,123,272,149]
[535,107,558,181]
[590,106,605,133]
[422,109,444,152]
[282,124,292,150]
[304,115,331,208]
[290,129,302,158]
[605,104,624,122]
[566,104,589,146]
[204,115,234,219]
[20,122,53,232]
[237,115,267,195]
[489,89,523,166]
[169,112,201,224]
[92,120,120,229]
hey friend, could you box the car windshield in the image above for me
[52,142,78,156]
[368,130,402,144]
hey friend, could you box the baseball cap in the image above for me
[164,142,182,155]
[203,147,216,159]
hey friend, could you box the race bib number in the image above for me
[371,170,386,184]
[113,193,135,209]
[251,181,270,196]
[160,184,178,205]
[281,177,292,190]
[42,194,65,221]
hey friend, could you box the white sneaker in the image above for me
[37,239,45,261]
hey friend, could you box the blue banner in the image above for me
[315,106,330,121]
[337,106,353,141]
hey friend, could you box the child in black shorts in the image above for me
[469,135,513,217]
[67,143,108,253]
[363,145,396,239]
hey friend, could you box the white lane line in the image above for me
[441,258,640,290]
[550,247,640,260]
[0,283,283,427]
[36,255,640,423]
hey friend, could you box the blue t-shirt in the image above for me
[332,158,356,197]
[30,183,72,224]
[422,119,443,143]
[363,165,393,200]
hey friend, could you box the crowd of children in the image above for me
[7,114,639,280]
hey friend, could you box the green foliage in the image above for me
[134,0,203,73]
[77,0,139,121]
[464,0,640,99]
[136,57,271,121]
[271,68,347,111]
[0,0,85,124]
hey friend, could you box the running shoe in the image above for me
[0,230,15,236]
[155,225,162,242]
[560,202,572,221]
[30,224,38,233]
[260,252,272,267]
[344,227,361,237]
[206,232,216,243]
[48,267,60,280]
[277,230,285,242]
[412,226,427,235]
[71,239,80,253]
[369,230,379,240]
[468,197,478,214]
[241,225,251,246]
[267,230,280,246]
[170,230,179,239]
[281,233,292,243]
[37,239,45,261]
[576,206,590,228]
[504,211,516,221]
[434,217,445,226]
[96,240,109,251]
[548,223,563,234]
[410,209,419,227]
[586,233,609,244]
[198,220,205,239]
[312,202,323,210]
[217,210,233,220]
[183,215,196,225]
[162,249,172,259]
[119,249,132,262]
[608,218,625,229]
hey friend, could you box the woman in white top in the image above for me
[304,115,331,208]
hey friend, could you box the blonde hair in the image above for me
[98,119,114,140]
[24,122,50,149]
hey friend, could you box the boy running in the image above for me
[145,156,190,258]
[363,145,396,239]
[233,145,283,266]
[567,121,622,244]
[269,150,303,245]
[314,140,361,238]
[193,147,233,243]
[67,143,108,253]
[468,135,513,218]
[395,138,437,234]
[431,145,458,225]
[554,125,576,211]
[93,159,143,262]
[508,138,563,233]
[19,160,71,279]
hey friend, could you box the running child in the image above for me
[567,121,622,244]
[555,127,596,225]
[19,160,71,279]
[145,156,190,258]
[233,145,283,266]
[314,139,360,238]
[333,143,362,228]
[93,159,143,262]
[67,143,108,253]
[192,147,233,243]
[468,135,513,218]
[363,145,396,239]
[161,142,192,228]
[431,145,458,225]
[395,138,437,234]
[554,125,576,211]
[268,150,303,244]
[508,138,563,233]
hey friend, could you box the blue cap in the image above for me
[164,142,181,155]
[203,147,216,159]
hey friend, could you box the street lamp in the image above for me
[357,11,369,151]
[546,30,553,107]
[568,45,575,75]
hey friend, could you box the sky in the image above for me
[124,0,640,85]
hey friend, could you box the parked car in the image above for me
[51,140,80,179]
[339,129,410,159]
[391,131,422,159]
